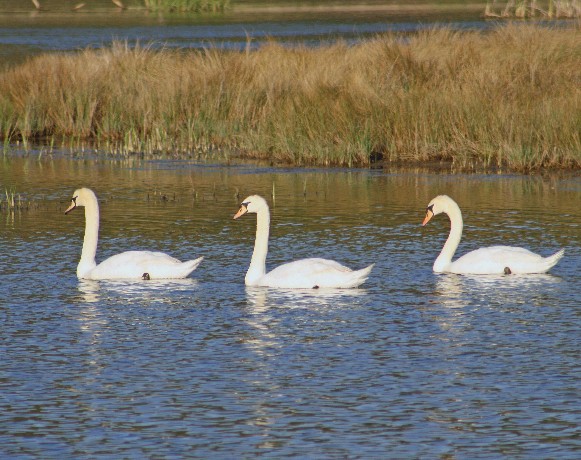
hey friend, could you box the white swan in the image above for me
[65,188,203,280]
[422,194,564,275]
[233,195,373,288]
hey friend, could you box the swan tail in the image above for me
[343,263,374,288]
[154,256,204,279]
[542,248,564,272]
[181,256,204,277]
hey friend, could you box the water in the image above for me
[0,1,488,65]
[1,154,580,458]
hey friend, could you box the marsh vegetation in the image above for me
[484,0,581,18]
[0,24,579,170]
[21,0,230,13]
[141,0,230,13]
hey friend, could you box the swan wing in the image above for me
[450,246,563,274]
[258,258,373,289]
[86,251,203,280]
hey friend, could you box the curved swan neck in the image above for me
[434,200,463,272]
[78,194,99,278]
[246,206,270,285]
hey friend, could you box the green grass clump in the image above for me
[1,187,30,211]
[142,0,229,12]
[0,24,579,170]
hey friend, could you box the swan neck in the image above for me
[434,202,463,272]
[246,207,269,285]
[78,197,99,278]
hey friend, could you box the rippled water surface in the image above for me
[1,155,580,458]
[0,1,488,65]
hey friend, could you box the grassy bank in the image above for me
[0,24,579,170]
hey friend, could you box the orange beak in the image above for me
[64,200,77,215]
[422,210,433,226]
[233,204,248,220]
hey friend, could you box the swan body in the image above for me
[233,195,373,288]
[65,188,203,280]
[422,194,564,275]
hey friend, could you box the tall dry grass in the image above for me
[485,0,581,18]
[0,24,580,170]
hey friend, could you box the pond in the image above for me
[1,153,580,457]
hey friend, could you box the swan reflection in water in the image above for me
[244,286,368,350]
[433,272,564,311]
[75,277,202,378]
[77,277,200,304]
[242,286,370,437]
[77,279,101,304]
[245,285,368,311]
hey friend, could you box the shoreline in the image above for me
[231,3,485,14]
[3,143,580,176]
[0,1,486,14]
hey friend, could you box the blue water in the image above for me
[0,20,492,52]
[0,156,580,457]
[0,3,489,63]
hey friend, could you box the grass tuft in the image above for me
[2,187,31,211]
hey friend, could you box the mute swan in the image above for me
[233,195,373,288]
[65,188,203,280]
[422,195,564,275]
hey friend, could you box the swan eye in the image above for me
[427,204,434,213]
[72,196,77,205]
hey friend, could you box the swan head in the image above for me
[233,195,269,219]
[65,187,97,214]
[422,194,455,226]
